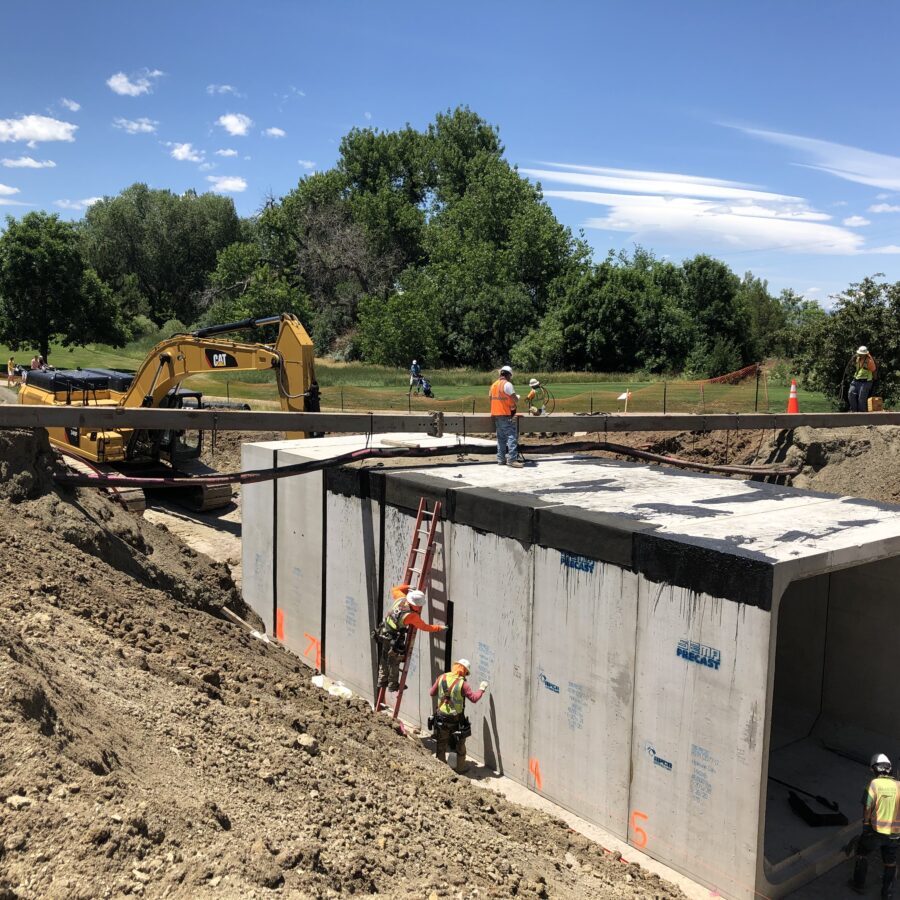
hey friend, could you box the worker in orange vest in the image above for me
[376,588,445,692]
[429,658,487,773]
[489,365,523,468]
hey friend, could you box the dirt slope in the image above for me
[0,430,682,900]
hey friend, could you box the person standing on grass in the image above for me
[7,356,15,387]
[489,365,523,467]
[848,345,877,412]
[409,359,421,393]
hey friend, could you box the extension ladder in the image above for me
[374,497,442,718]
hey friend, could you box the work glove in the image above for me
[479,681,489,692]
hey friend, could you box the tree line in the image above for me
[0,106,894,404]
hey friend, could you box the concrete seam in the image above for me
[272,449,278,635]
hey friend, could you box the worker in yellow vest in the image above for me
[429,658,487,773]
[852,753,900,897]
[489,365,523,468]
[848,345,877,412]
[376,588,445,692]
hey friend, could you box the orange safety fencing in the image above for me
[317,364,770,415]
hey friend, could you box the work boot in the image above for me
[853,857,868,893]
[454,753,469,774]
[436,751,446,763]
[883,864,896,898]
[387,682,400,692]
[507,459,524,469]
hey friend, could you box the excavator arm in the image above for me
[122,314,316,416]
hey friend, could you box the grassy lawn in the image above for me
[3,339,838,414]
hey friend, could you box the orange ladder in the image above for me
[374,497,442,718]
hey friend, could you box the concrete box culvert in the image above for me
[242,434,900,900]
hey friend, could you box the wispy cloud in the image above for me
[531,162,865,255]
[842,215,870,227]
[263,127,286,138]
[170,142,204,163]
[0,184,20,196]
[215,148,237,157]
[869,203,900,213]
[113,116,158,135]
[298,159,316,170]
[206,175,246,193]
[734,126,900,191]
[106,68,164,97]
[216,113,253,136]
[60,98,80,112]
[207,84,242,97]
[1,156,55,169]
[55,197,102,210]
[364,111,372,121]
[0,115,77,145]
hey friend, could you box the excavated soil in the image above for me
[0,429,684,899]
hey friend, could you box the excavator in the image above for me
[19,314,317,511]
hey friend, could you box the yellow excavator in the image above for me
[19,314,317,510]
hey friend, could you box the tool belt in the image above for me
[372,625,409,654]
[428,714,471,749]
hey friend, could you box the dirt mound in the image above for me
[0,430,683,899]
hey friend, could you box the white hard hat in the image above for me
[456,658,471,672]
[412,359,417,364]
[406,589,425,608]
[871,752,892,772]
[499,365,512,376]
[857,346,869,355]
[529,378,540,387]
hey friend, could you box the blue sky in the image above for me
[2,0,900,305]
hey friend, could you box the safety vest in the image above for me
[866,776,900,835]
[437,672,465,716]
[384,597,414,632]
[854,355,876,381]
[490,379,516,416]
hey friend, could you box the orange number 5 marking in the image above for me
[630,810,648,848]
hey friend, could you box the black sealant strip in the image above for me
[272,449,278,635]
[319,469,328,676]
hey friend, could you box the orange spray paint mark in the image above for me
[528,758,543,791]
[275,609,285,641]
[629,810,649,848]
[303,632,322,671]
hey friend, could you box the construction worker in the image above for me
[848,345,877,412]
[429,658,487,773]
[376,588,445,692]
[489,365,523,468]
[526,378,544,415]
[851,752,900,897]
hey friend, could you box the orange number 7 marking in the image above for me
[630,810,648,848]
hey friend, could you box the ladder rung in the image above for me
[412,547,428,554]
[410,567,422,575]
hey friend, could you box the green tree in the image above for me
[80,183,242,326]
[795,276,900,407]
[737,272,785,360]
[0,212,126,360]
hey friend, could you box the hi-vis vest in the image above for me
[855,355,876,381]
[384,597,414,632]
[490,379,516,416]
[437,673,465,716]
[866,776,900,835]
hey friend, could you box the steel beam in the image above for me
[0,405,895,433]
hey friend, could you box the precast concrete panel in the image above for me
[527,549,638,836]
[241,443,276,633]
[323,492,381,699]
[628,580,770,900]
[446,524,532,782]
[274,460,324,664]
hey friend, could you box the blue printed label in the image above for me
[677,639,721,670]
[560,552,595,573]
[644,741,673,771]
[538,671,560,694]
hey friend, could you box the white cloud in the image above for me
[207,84,241,96]
[364,111,372,120]
[805,287,821,294]
[876,192,891,200]
[532,161,876,255]
[0,114,77,145]
[842,215,870,227]
[869,203,900,213]
[206,175,246,193]
[1,156,55,169]
[60,98,80,112]
[55,197,102,210]
[216,113,253,136]
[198,162,214,171]
[0,184,20,196]
[0,198,29,207]
[735,126,900,191]
[263,127,286,138]
[298,159,316,170]
[106,69,164,97]
[215,148,238,157]
[113,116,158,135]
[170,142,204,162]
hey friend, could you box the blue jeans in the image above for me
[494,415,518,463]
[848,379,873,412]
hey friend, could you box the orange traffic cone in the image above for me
[787,379,800,414]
